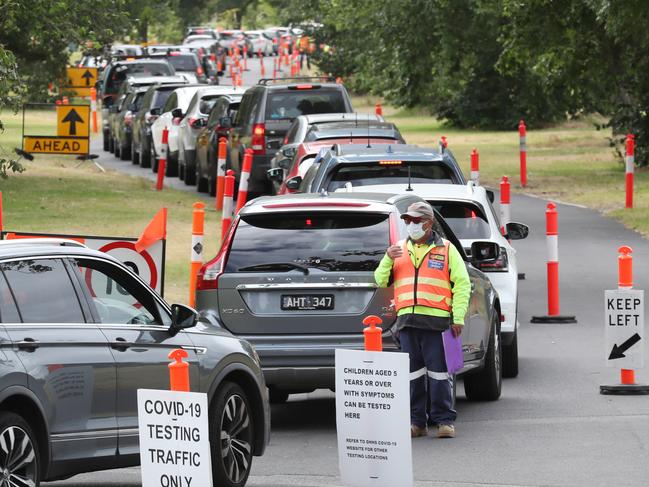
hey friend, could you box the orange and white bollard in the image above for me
[470,148,479,186]
[531,202,576,323]
[439,136,448,152]
[499,176,510,234]
[273,58,277,79]
[156,127,168,191]
[519,120,527,188]
[168,349,190,392]
[189,202,205,308]
[375,103,383,117]
[216,137,227,211]
[626,134,634,209]
[236,149,253,213]
[221,169,235,240]
[600,246,649,395]
[243,45,248,71]
[259,50,265,76]
[362,315,383,352]
[90,87,98,134]
[62,96,69,105]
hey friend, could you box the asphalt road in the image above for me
[47,57,649,486]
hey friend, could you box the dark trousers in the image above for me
[400,327,456,428]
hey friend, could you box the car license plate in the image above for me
[281,294,335,311]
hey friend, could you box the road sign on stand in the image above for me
[137,389,213,487]
[57,105,90,137]
[63,67,98,97]
[605,289,644,369]
[336,349,412,487]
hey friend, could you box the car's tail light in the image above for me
[196,66,204,76]
[189,117,203,128]
[197,220,238,290]
[475,246,509,272]
[172,117,182,126]
[124,111,133,126]
[251,123,266,155]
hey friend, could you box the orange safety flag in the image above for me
[135,208,167,253]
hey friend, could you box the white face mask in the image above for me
[407,222,426,240]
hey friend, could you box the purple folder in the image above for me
[442,329,463,374]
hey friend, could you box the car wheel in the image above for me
[268,387,289,404]
[502,329,519,378]
[197,175,208,193]
[103,131,109,151]
[208,175,216,197]
[120,141,130,160]
[151,147,158,173]
[131,140,140,165]
[114,137,121,158]
[0,412,41,487]
[185,161,197,186]
[464,312,502,401]
[108,134,115,153]
[140,142,151,168]
[209,381,254,487]
[166,153,178,177]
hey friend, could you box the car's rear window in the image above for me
[152,89,175,109]
[225,212,389,272]
[327,162,457,191]
[429,201,491,239]
[199,95,222,114]
[123,63,173,77]
[167,55,199,71]
[266,90,347,120]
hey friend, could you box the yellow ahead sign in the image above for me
[57,105,90,137]
[66,67,98,88]
[24,136,89,155]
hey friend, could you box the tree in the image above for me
[0,45,25,178]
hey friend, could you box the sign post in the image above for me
[336,348,412,487]
[22,103,90,156]
[600,246,649,395]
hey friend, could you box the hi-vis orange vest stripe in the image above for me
[393,239,452,312]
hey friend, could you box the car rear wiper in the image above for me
[238,262,310,275]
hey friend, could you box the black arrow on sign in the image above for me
[609,333,642,360]
[81,69,94,86]
[62,109,84,135]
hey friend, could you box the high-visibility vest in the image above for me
[392,239,452,312]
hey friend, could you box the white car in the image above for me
[151,85,203,176]
[343,182,529,378]
[177,85,248,185]
[245,31,274,56]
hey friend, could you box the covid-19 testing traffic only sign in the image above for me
[335,349,412,487]
[137,389,213,487]
[605,289,644,369]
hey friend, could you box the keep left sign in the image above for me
[138,389,213,487]
[605,289,644,369]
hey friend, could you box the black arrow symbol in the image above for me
[609,333,642,360]
[62,109,84,135]
[81,69,94,86]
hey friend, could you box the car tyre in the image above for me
[120,141,130,161]
[464,313,502,401]
[268,388,289,404]
[151,147,158,173]
[0,412,41,487]
[208,175,216,197]
[209,381,254,487]
[108,134,115,153]
[103,131,109,151]
[131,140,140,165]
[197,175,209,193]
[184,160,197,186]
[113,137,121,158]
[502,329,519,378]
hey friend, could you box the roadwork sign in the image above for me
[57,105,90,137]
[137,389,213,487]
[336,349,412,487]
[64,67,98,97]
[23,136,89,155]
[605,289,644,369]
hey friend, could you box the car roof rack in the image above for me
[257,76,336,85]
[0,238,87,249]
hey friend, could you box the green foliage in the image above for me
[0,45,25,179]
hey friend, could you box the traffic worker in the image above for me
[374,201,471,439]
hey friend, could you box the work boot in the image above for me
[436,424,455,438]
[410,425,427,438]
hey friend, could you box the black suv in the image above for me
[0,239,269,486]
[224,77,354,194]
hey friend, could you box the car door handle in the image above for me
[17,338,40,351]
[111,337,130,351]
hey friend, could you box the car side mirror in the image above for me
[285,175,302,190]
[470,241,500,266]
[278,158,292,170]
[505,222,529,240]
[485,189,495,203]
[267,167,284,181]
[170,303,198,334]
[219,116,232,128]
[150,107,161,116]
[171,108,183,118]
[282,146,296,158]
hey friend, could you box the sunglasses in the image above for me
[402,216,424,224]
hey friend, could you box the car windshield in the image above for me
[123,63,173,77]
[199,95,222,114]
[133,92,146,111]
[152,88,175,109]
[167,55,198,71]
[225,212,389,272]
[429,201,491,239]
[327,162,457,191]
[266,90,347,120]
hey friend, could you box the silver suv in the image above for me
[196,193,503,404]
[0,239,269,487]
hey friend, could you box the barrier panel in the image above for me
[235,149,253,214]
[470,148,479,186]
[156,127,168,191]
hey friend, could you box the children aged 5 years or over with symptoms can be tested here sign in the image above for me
[335,349,413,487]
[138,389,213,487]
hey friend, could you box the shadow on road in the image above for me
[271,397,337,431]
